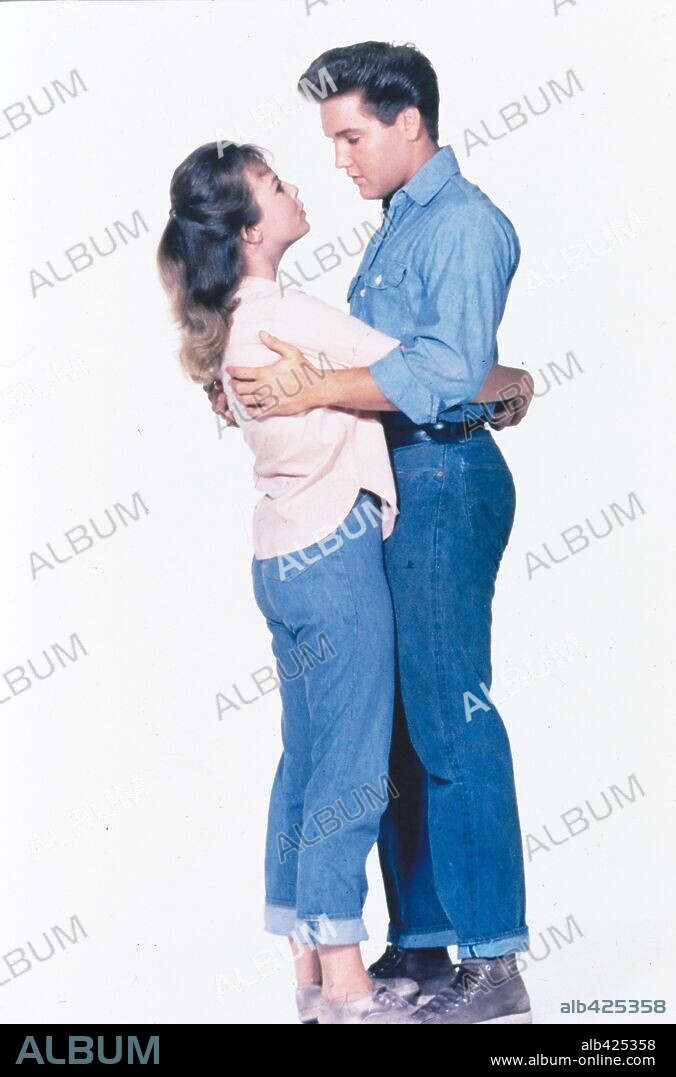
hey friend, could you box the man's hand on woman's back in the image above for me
[203,378,237,426]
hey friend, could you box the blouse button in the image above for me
[374,274,382,285]
[360,288,366,297]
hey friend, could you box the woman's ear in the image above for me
[241,223,262,246]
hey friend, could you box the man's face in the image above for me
[319,91,417,200]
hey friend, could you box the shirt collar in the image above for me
[397,144,461,207]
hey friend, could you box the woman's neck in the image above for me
[242,247,282,282]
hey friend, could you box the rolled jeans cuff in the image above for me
[457,928,531,959]
[264,902,368,945]
[387,924,530,956]
[388,924,459,948]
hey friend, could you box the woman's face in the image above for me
[245,164,310,251]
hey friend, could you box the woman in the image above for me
[157,142,526,1025]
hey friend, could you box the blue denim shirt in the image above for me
[347,145,520,428]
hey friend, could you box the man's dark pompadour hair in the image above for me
[298,41,440,143]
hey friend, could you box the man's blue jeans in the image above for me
[252,489,396,946]
[378,427,530,958]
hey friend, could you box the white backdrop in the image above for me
[1,0,674,1026]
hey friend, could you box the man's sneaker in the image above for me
[411,954,532,1024]
[317,983,420,1024]
[368,943,455,1003]
[296,975,418,1024]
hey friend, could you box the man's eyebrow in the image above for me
[331,127,363,138]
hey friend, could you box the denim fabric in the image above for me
[348,145,520,429]
[252,489,396,945]
[376,428,529,956]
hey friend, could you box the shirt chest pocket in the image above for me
[348,259,407,303]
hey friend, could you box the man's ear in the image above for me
[400,106,424,141]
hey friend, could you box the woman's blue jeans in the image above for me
[252,489,395,946]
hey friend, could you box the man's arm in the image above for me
[225,337,532,427]
[364,203,520,424]
[228,203,522,422]
[209,344,396,419]
[288,354,534,426]
[203,378,236,425]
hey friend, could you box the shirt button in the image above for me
[360,288,366,297]
[374,274,382,285]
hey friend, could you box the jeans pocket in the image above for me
[391,443,446,474]
[461,459,516,555]
[258,542,325,584]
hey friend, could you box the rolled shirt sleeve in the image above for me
[368,202,520,425]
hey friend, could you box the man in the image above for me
[212,42,534,1024]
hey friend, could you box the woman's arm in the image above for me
[221,289,533,426]
[474,363,532,403]
[476,364,535,428]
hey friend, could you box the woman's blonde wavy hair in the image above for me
[157,141,269,386]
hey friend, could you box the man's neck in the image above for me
[383,142,440,212]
